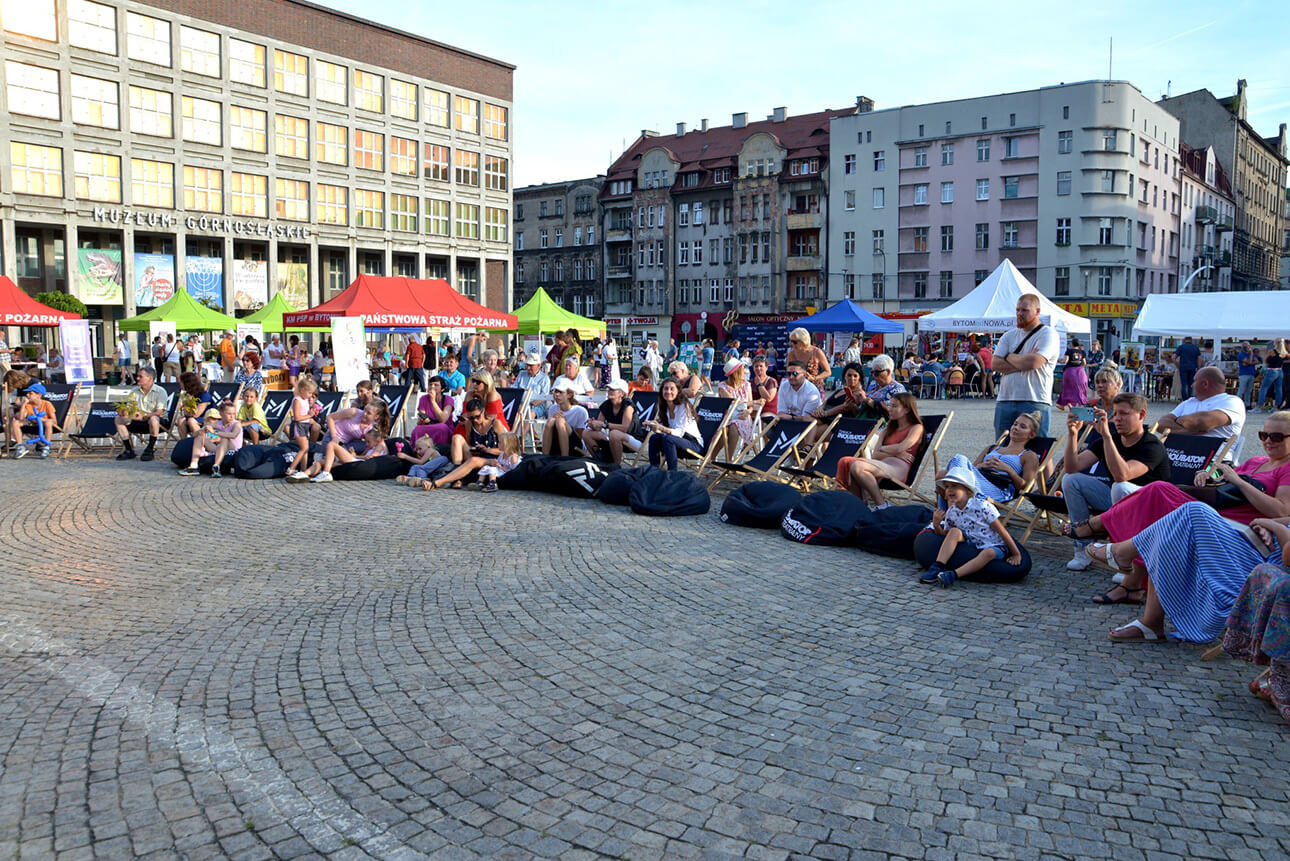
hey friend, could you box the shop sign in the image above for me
[1057,301,1138,318]
[604,316,659,327]
[91,207,311,240]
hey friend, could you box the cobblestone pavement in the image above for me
[1,399,1287,860]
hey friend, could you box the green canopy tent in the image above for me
[242,292,314,332]
[118,288,239,331]
[506,287,605,338]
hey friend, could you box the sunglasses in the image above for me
[787,371,803,378]
[1259,431,1288,443]
[465,414,483,421]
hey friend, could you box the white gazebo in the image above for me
[916,260,1091,335]
[1133,291,1290,340]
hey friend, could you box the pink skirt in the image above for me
[410,421,453,448]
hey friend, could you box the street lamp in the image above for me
[1181,264,1213,293]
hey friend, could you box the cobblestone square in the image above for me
[1,399,1287,859]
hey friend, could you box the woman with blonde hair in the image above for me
[937,411,1042,504]
[466,369,510,430]
[716,359,755,461]
[785,327,831,390]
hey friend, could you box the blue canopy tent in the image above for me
[789,299,903,334]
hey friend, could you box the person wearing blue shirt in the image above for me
[1236,341,1259,407]
[436,354,467,395]
[1174,336,1201,399]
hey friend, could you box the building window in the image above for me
[874,150,885,171]
[274,114,308,159]
[1102,130,1116,151]
[455,202,480,239]
[976,178,989,201]
[844,190,856,211]
[181,96,221,145]
[1057,130,1072,154]
[940,225,953,252]
[6,61,60,120]
[975,269,988,285]
[230,106,267,152]
[1055,217,1071,245]
[484,104,508,140]
[128,85,172,137]
[455,150,479,186]
[872,188,885,209]
[1003,176,1019,199]
[424,88,449,127]
[1054,266,1070,296]
[555,228,564,247]
[180,26,220,77]
[1001,222,1018,247]
[390,79,417,120]
[1102,170,1115,193]
[912,227,928,252]
[229,172,266,217]
[354,69,383,112]
[913,272,927,298]
[182,165,222,213]
[315,60,347,105]
[274,178,308,221]
[352,189,383,228]
[1098,266,1113,295]
[314,121,347,165]
[872,273,885,298]
[272,49,308,96]
[975,223,989,250]
[913,147,927,167]
[454,96,479,134]
[73,150,120,202]
[388,193,417,232]
[977,138,990,161]
[843,231,855,255]
[315,183,347,225]
[229,38,265,87]
[1098,217,1113,245]
[129,158,172,208]
[873,229,885,253]
[385,136,416,176]
[540,228,548,248]
[844,154,856,174]
[425,198,449,236]
[68,0,116,54]
[423,143,449,182]
[354,130,384,171]
[941,182,954,203]
[913,184,928,205]
[941,143,954,165]
[1056,170,1071,196]
[1002,136,1020,158]
[484,206,508,242]
[940,271,953,298]
[70,73,118,127]
[126,11,169,66]
[484,155,508,191]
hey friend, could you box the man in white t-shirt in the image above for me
[776,361,823,419]
[991,294,1060,438]
[1155,366,1245,461]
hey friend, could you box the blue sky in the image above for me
[320,0,1289,187]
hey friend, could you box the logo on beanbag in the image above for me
[780,512,820,543]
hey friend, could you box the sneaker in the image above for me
[481,481,498,493]
[1067,548,1093,571]
[211,466,222,478]
[140,447,155,462]
[309,471,333,483]
[116,448,136,461]
[13,445,28,459]
[39,446,50,459]
[918,564,944,585]
[936,569,958,589]
[286,471,311,483]
[177,467,200,476]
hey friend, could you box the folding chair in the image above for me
[495,386,532,443]
[272,389,348,442]
[4,382,79,458]
[777,417,881,491]
[206,382,242,406]
[374,383,414,437]
[1160,432,1231,486]
[707,417,816,490]
[877,412,954,506]
[988,433,1061,531]
[67,402,125,456]
[153,383,182,456]
[678,396,738,475]
[918,371,940,400]
[260,390,295,440]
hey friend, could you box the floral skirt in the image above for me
[1223,562,1290,722]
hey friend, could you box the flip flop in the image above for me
[1086,542,1134,574]
[1092,585,1145,605]
[1109,619,1165,643]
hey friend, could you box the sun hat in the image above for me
[525,352,543,365]
[552,380,577,393]
[723,358,744,376]
[936,463,978,495]
[607,379,628,393]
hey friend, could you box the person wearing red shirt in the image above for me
[404,335,427,392]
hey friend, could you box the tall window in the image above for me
[1057,130,1072,154]
[976,138,990,161]
[10,143,62,196]
[1001,222,1019,247]
[353,189,384,228]
[455,202,480,238]
[390,80,417,120]
[454,150,479,186]
[1056,170,1071,195]
[6,62,60,120]
[1003,175,1019,199]
[1056,217,1071,245]
[181,96,221,145]
[229,38,265,87]
[913,184,927,205]
[68,0,116,54]
[913,272,927,299]
[1098,217,1113,245]
[274,114,308,159]
[180,26,220,77]
[484,207,508,242]
[129,85,172,137]
[874,150,885,171]
[941,143,954,165]
[940,225,953,252]
[314,60,346,105]
[314,122,347,165]
[273,49,308,96]
[975,222,989,250]
[1102,130,1117,151]
[182,165,222,213]
[872,273,885,298]
[1003,137,1020,158]
[2,0,57,40]
[873,229,885,253]
[843,231,855,255]
[1101,170,1115,193]
[425,198,450,235]
[484,104,508,139]
[230,106,267,152]
[941,182,954,203]
[389,137,416,176]
[388,193,417,232]
[939,271,953,298]
[126,12,170,66]
[454,96,479,133]
[976,178,989,200]
[912,227,928,252]
[315,183,347,225]
[73,151,120,202]
[354,69,383,112]
[844,154,856,174]
[1098,266,1113,295]
[484,155,508,191]
[130,158,173,208]
[1054,266,1070,296]
[424,89,449,127]
[274,178,308,221]
[229,172,267,217]
[423,144,449,182]
[354,130,384,171]
[913,147,927,167]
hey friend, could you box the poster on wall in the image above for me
[133,253,175,308]
[330,316,369,393]
[75,248,123,306]
[236,322,263,350]
[232,260,268,310]
[59,319,95,384]
[276,262,309,310]
[148,321,177,345]
[187,256,224,310]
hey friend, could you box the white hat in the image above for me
[937,463,978,495]
[524,352,543,365]
[607,379,628,393]
[552,380,577,393]
[723,358,744,376]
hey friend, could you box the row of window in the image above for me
[516,257,599,284]
[8,142,508,239]
[514,226,597,251]
[3,0,509,137]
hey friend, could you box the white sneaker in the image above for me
[286,471,310,483]
[1067,549,1093,571]
[309,471,333,483]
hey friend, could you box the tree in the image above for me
[34,291,88,318]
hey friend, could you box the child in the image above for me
[292,426,386,483]
[11,386,56,458]
[395,434,450,488]
[180,401,242,477]
[285,377,320,476]
[476,431,521,493]
[237,387,270,444]
[920,465,1022,588]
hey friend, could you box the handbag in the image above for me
[1184,476,1266,510]
[977,467,1014,491]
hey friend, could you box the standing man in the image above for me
[1175,336,1201,400]
[161,334,181,382]
[219,331,237,383]
[1235,341,1258,407]
[404,334,426,392]
[664,338,679,366]
[113,332,134,385]
[991,295,1060,438]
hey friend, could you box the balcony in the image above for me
[786,255,822,272]
[607,226,633,241]
[1217,214,1234,232]
[786,211,824,230]
[606,265,632,279]
[1196,205,1217,224]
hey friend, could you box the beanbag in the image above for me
[912,529,1031,582]
[780,490,869,545]
[232,444,293,479]
[496,455,619,498]
[597,465,659,506]
[169,437,235,475]
[721,482,803,528]
[853,504,934,559]
[332,455,410,481]
[628,469,710,517]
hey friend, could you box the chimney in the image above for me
[856,96,874,113]
[732,112,748,129]
[641,129,659,138]
[676,121,687,135]
[1235,79,1249,121]
[772,106,786,123]
[700,118,709,132]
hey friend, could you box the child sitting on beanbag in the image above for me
[920,465,1022,588]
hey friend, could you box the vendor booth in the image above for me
[916,260,1090,336]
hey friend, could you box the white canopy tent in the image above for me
[916,259,1091,335]
[1133,291,1290,340]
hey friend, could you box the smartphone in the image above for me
[1206,463,1223,482]
[1071,405,1097,422]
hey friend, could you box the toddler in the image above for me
[477,432,521,493]
[396,434,450,488]
[180,401,242,477]
[285,377,320,476]
[921,465,1022,588]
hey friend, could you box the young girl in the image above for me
[836,392,924,509]
[285,377,321,477]
[476,431,522,493]
[395,434,450,488]
[645,378,703,470]
[294,426,386,483]
[180,401,242,477]
[429,399,507,489]
[542,382,590,456]
[921,466,1022,588]
[237,387,270,444]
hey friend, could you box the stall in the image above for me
[1133,291,1290,341]
[283,275,516,331]
[916,260,1091,336]
[507,287,604,340]
[0,275,84,379]
[117,288,239,333]
[243,293,305,333]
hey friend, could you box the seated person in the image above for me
[327,400,391,452]
[514,353,552,419]
[806,362,864,447]
[1061,392,1171,571]
[9,385,57,458]
[409,376,456,448]
[944,361,965,398]
[179,401,242,477]
[1153,366,1245,461]
[667,361,704,400]
[580,379,639,464]
[396,434,450,488]
[937,411,1042,503]
[176,372,214,440]
[776,361,822,420]
[237,387,270,444]
[542,382,590,456]
[750,356,778,420]
[644,378,704,470]
[436,398,507,487]
[836,392,924,509]
[553,356,594,404]
[920,465,1023,588]
[627,365,655,395]
[855,354,907,418]
[920,353,945,390]
[716,360,756,462]
[292,427,387,483]
[459,431,522,493]
[113,367,170,461]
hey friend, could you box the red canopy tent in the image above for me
[282,275,516,330]
[0,275,81,326]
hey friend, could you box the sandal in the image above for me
[1250,669,1272,702]
[423,479,439,491]
[1109,619,1165,643]
[396,475,409,485]
[1086,542,1134,574]
[1092,584,1145,605]
[1061,520,1095,540]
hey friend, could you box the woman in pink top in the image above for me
[410,376,456,448]
[326,400,391,452]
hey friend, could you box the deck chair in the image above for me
[5,382,79,458]
[986,433,1061,530]
[495,386,531,442]
[206,382,242,407]
[152,383,182,455]
[375,383,413,437]
[678,396,738,474]
[67,402,129,455]
[272,389,348,442]
[260,389,295,439]
[777,417,881,491]
[1160,432,1231,486]
[877,412,953,506]
[707,417,816,490]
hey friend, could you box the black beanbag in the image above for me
[912,529,1031,582]
[597,465,659,506]
[233,444,289,479]
[497,455,619,498]
[853,504,934,559]
[628,469,710,516]
[332,455,410,481]
[780,490,869,545]
[169,437,235,475]
[721,481,803,528]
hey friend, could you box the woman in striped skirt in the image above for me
[1099,501,1287,643]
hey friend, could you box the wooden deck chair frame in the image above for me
[66,401,126,456]
[151,382,183,456]
[374,383,415,439]
[678,397,738,475]
[876,412,954,506]
[259,389,296,442]
[777,416,883,492]
[990,433,1062,531]
[494,386,533,450]
[4,382,79,458]
[706,416,816,490]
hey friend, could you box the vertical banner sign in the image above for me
[236,322,263,350]
[187,256,224,310]
[75,248,123,306]
[59,319,95,384]
[132,253,175,308]
[232,260,268,310]
[276,262,309,311]
[522,336,541,359]
[330,316,369,393]
[148,321,177,346]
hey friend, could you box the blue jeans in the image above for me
[994,400,1051,440]
[1237,374,1256,406]
[648,433,702,470]
[1259,368,1282,407]
[1180,368,1197,399]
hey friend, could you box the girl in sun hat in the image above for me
[920,463,1023,588]
[717,357,755,462]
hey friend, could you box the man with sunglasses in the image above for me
[776,361,822,421]
[1155,366,1245,462]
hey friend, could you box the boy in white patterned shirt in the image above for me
[921,464,1022,588]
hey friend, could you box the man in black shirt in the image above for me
[1062,392,1170,570]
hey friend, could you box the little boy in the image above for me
[11,387,57,458]
[237,387,270,443]
[921,465,1022,588]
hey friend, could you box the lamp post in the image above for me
[1181,264,1213,293]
